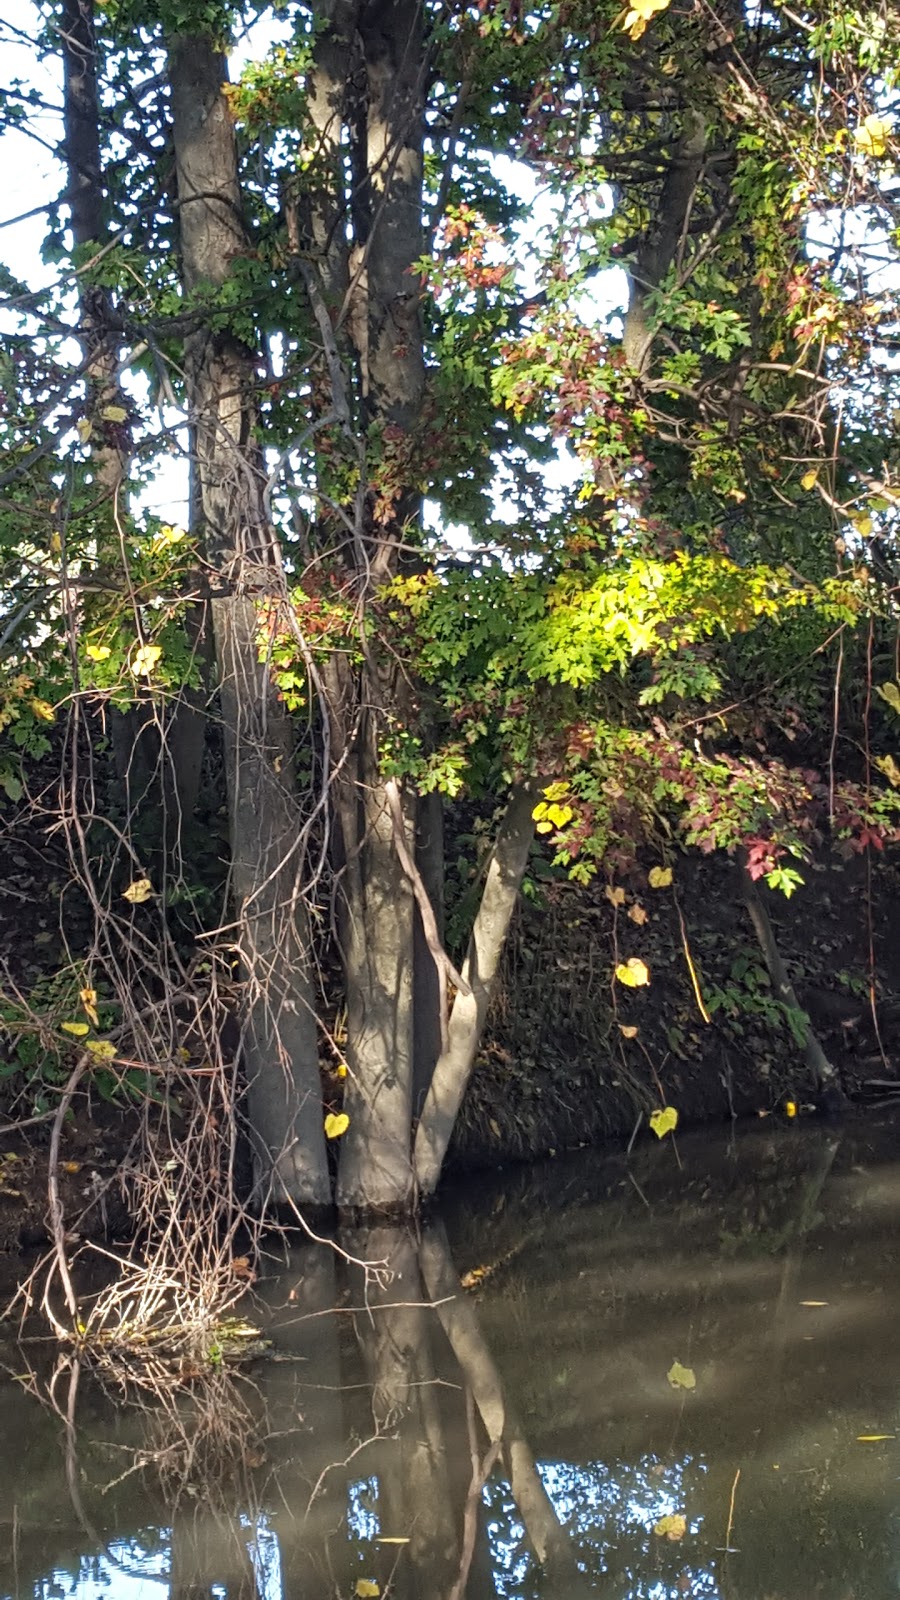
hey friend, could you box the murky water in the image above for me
[2,1110,900,1599]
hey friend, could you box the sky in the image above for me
[0,0,630,547]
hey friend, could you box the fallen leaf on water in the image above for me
[653,1513,686,1541]
[650,1106,679,1139]
[376,1537,411,1545]
[800,1300,828,1307]
[667,1360,696,1391]
[857,1434,895,1442]
[355,1582,380,1598]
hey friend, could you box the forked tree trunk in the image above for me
[414,785,537,1195]
[168,33,330,1206]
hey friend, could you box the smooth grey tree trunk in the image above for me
[414,786,537,1196]
[168,34,330,1206]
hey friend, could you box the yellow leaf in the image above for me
[618,1023,639,1039]
[355,1582,380,1597]
[785,1100,797,1118]
[535,820,554,834]
[376,1538,411,1544]
[615,957,650,988]
[131,643,162,677]
[876,755,900,788]
[650,1105,679,1138]
[61,1160,82,1174]
[605,884,626,907]
[667,1360,696,1390]
[122,877,154,904]
[324,1111,350,1139]
[85,1039,116,1061]
[857,1434,895,1442]
[653,1513,687,1541]
[85,644,111,662]
[854,115,890,158]
[75,417,93,443]
[61,1021,89,1037]
[648,866,673,888]
[80,988,99,1027]
[800,469,818,490]
[100,404,128,423]
[617,0,671,40]
[335,1062,348,1079]
[628,903,648,925]
[30,698,56,723]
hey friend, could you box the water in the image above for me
[2,1110,900,1599]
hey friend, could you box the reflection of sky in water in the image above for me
[21,1516,281,1600]
[485,1454,718,1600]
[19,1457,720,1599]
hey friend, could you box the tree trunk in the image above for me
[167,33,330,1206]
[414,785,537,1196]
[413,791,445,1116]
[737,850,841,1097]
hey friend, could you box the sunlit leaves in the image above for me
[324,1112,350,1139]
[615,0,671,42]
[131,643,162,678]
[650,1105,678,1138]
[853,115,891,157]
[61,1020,89,1037]
[615,957,650,987]
[122,878,154,904]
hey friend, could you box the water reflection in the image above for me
[3,1113,900,1599]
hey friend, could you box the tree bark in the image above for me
[167,33,330,1206]
[414,785,537,1196]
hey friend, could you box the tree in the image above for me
[0,0,899,1335]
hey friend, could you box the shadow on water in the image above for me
[2,1110,900,1598]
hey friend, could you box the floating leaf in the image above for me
[75,417,92,443]
[615,957,650,988]
[355,1582,380,1597]
[876,682,900,715]
[131,643,162,677]
[61,1021,89,1037]
[619,1023,639,1039]
[857,1434,895,1442]
[30,698,56,723]
[854,114,890,158]
[648,866,673,888]
[324,1111,349,1139]
[605,884,626,907]
[122,877,154,904]
[667,1360,696,1391]
[653,1513,687,1541]
[376,1538,411,1545]
[85,1039,116,1061]
[80,987,99,1027]
[628,903,648,925]
[800,1300,828,1307]
[650,1105,679,1138]
[85,643,111,662]
[100,404,128,423]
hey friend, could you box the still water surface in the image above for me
[2,1111,900,1599]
